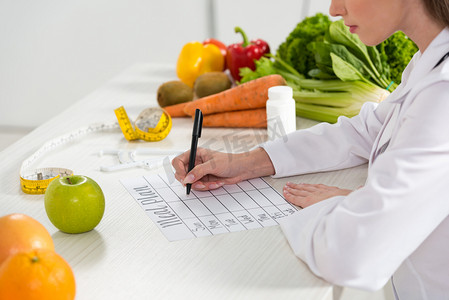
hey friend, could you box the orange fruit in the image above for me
[0,213,55,265]
[0,248,76,300]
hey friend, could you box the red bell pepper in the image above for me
[226,27,270,82]
[203,38,227,70]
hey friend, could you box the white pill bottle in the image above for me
[266,85,296,141]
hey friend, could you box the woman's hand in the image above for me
[171,147,275,191]
[283,182,353,208]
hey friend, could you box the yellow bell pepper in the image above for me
[176,41,225,87]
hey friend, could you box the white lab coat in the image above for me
[261,28,449,299]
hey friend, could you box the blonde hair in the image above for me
[424,0,449,27]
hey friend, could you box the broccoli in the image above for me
[276,13,332,77]
[376,31,418,84]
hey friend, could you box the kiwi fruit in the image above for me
[157,80,193,107]
[194,72,232,98]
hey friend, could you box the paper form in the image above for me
[121,172,298,241]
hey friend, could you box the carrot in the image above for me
[183,74,286,116]
[162,102,190,117]
[202,108,267,128]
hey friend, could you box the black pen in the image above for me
[186,109,203,195]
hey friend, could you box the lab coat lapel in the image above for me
[368,56,429,164]
[369,28,449,164]
[368,76,408,164]
[369,102,401,164]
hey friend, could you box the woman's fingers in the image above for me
[283,182,353,208]
[171,150,191,180]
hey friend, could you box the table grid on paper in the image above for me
[121,173,299,241]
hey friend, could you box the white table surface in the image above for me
[0,63,368,300]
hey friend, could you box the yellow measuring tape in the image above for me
[20,106,172,194]
[20,168,73,195]
[114,106,172,142]
[19,122,117,195]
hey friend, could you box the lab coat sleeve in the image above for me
[260,101,384,178]
[279,82,449,290]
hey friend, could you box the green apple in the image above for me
[44,175,105,234]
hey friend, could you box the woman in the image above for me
[172,0,449,297]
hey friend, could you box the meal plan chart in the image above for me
[121,173,299,241]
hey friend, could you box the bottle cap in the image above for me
[268,86,293,100]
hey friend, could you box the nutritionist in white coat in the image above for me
[172,0,449,298]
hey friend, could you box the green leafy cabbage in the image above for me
[376,31,418,85]
[277,13,332,76]
[239,13,418,123]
